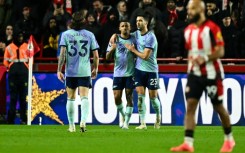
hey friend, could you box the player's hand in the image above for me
[57,71,65,83]
[124,43,135,52]
[91,69,98,79]
[192,56,205,65]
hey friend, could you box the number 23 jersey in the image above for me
[59,29,99,77]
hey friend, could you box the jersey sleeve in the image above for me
[106,42,112,52]
[59,32,66,47]
[145,33,155,50]
[211,25,224,46]
[90,33,99,51]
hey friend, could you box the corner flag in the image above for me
[27,35,40,125]
[27,35,40,58]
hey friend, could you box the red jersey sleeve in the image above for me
[210,23,224,47]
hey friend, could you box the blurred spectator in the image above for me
[0,25,13,56]
[230,10,241,29]
[162,0,179,29]
[171,10,188,59]
[14,6,39,41]
[99,9,120,57]
[42,0,71,33]
[86,11,100,34]
[57,20,72,58]
[85,11,101,49]
[205,0,222,25]
[220,10,239,58]
[0,0,12,34]
[92,0,111,26]
[175,0,188,12]
[117,0,129,21]
[130,0,163,31]
[42,17,60,57]
[71,0,90,13]
[226,0,238,15]
[145,8,168,58]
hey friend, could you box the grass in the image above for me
[0,125,244,153]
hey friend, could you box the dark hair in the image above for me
[136,11,151,23]
[120,19,129,23]
[93,0,103,4]
[71,11,86,30]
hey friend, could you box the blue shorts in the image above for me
[134,68,159,90]
[65,77,92,89]
[113,76,134,90]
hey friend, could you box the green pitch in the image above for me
[0,125,244,153]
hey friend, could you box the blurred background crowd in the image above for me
[0,0,244,60]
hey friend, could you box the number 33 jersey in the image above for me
[59,29,99,77]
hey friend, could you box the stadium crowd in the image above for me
[0,0,244,59]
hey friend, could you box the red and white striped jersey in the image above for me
[184,20,225,79]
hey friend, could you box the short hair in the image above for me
[71,11,86,30]
[117,0,126,9]
[120,19,129,23]
[136,11,151,23]
[93,0,103,4]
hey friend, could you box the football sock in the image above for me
[150,97,161,117]
[184,137,194,147]
[80,96,89,123]
[138,94,146,124]
[185,129,194,146]
[116,103,125,118]
[224,127,233,140]
[66,98,75,126]
[125,106,133,125]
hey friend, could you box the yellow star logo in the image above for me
[27,76,65,124]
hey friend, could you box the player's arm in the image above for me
[57,46,66,83]
[207,45,224,60]
[106,34,119,60]
[92,50,99,79]
[125,44,152,60]
[106,43,116,60]
[109,33,118,44]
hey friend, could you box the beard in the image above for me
[137,25,142,31]
[188,13,201,23]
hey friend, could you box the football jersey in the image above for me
[59,29,99,77]
[132,30,158,72]
[184,20,224,79]
[106,35,135,77]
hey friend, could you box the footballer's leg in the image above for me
[122,88,134,129]
[113,77,126,128]
[213,104,235,152]
[66,87,76,132]
[113,90,125,127]
[135,86,147,130]
[79,86,89,132]
[171,75,204,152]
[209,78,235,152]
[149,90,161,129]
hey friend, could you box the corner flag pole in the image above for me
[26,35,40,126]
[27,56,33,125]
